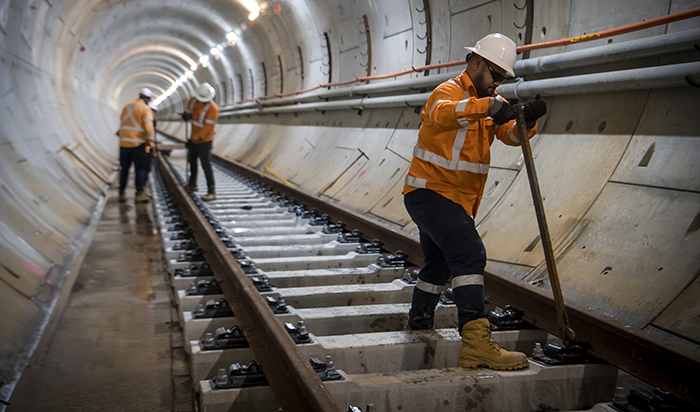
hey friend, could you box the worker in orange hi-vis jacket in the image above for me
[402,33,547,371]
[138,101,160,198]
[181,82,219,202]
[118,87,155,203]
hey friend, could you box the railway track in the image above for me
[148,145,698,411]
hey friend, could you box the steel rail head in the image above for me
[156,153,341,412]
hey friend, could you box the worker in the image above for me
[402,33,547,371]
[118,87,155,203]
[182,82,219,202]
[140,101,160,198]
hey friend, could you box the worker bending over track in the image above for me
[403,33,547,370]
[182,82,219,202]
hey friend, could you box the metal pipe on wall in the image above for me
[219,29,700,116]
[516,28,700,76]
[223,61,699,117]
[499,61,700,100]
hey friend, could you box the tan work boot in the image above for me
[201,193,217,202]
[118,191,126,203]
[135,191,150,203]
[457,318,529,370]
[184,184,198,192]
[143,186,153,198]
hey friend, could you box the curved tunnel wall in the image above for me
[1,0,699,402]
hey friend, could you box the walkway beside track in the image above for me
[9,185,193,412]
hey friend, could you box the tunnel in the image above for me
[1,0,699,410]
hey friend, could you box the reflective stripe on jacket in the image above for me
[118,98,154,148]
[186,97,219,143]
[403,70,537,217]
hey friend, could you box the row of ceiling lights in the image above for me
[152,0,263,106]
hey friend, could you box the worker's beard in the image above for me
[473,72,493,98]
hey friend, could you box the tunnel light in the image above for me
[176,79,182,86]
[226,32,238,41]
[180,75,187,82]
[217,44,224,51]
[185,70,193,78]
[199,55,209,64]
[241,0,261,21]
[190,63,198,71]
[210,47,220,56]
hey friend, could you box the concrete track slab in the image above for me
[199,362,619,412]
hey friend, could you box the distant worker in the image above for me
[402,33,547,370]
[182,82,219,202]
[118,87,155,203]
[141,101,160,198]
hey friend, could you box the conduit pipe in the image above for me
[499,61,700,99]
[224,73,454,112]
[225,92,432,117]
[219,30,700,117]
[223,61,699,117]
[516,28,700,76]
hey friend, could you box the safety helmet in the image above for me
[465,33,516,77]
[139,87,153,98]
[148,102,158,111]
[194,82,216,103]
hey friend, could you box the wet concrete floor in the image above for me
[9,186,192,411]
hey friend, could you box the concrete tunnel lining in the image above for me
[1,0,699,407]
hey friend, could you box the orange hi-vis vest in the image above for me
[403,70,538,218]
[186,97,219,143]
[118,98,154,148]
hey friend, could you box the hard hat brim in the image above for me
[464,46,515,78]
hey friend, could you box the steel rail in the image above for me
[156,153,342,412]
[212,154,700,408]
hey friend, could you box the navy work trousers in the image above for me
[188,141,215,194]
[404,189,487,331]
[119,144,149,193]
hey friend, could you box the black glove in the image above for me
[488,99,516,126]
[181,112,192,122]
[185,139,194,149]
[523,99,547,128]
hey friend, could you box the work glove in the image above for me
[488,98,516,126]
[523,98,547,128]
[185,139,194,149]
[181,112,192,122]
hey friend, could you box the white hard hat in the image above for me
[465,33,516,77]
[139,87,153,98]
[194,83,216,103]
[148,102,158,111]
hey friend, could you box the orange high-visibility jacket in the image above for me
[403,70,538,218]
[186,97,219,143]
[118,98,154,148]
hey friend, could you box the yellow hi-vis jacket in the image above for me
[403,70,538,218]
[186,97,219,143]
[118,98,154,148]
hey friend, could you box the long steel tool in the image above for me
[514,104,576,343]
